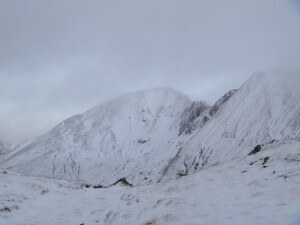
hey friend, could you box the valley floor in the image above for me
[1,139,300,225]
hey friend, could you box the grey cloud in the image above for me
[0,0,300,145]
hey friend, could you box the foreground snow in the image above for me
[1,139,300,225]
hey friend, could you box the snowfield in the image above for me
[0,138,300,225]
[0,72,300,224]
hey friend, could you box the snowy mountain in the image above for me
[1,88,197,185]
[1,72,300,188]
[0,71,300,225]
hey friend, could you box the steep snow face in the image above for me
[161,72,300,181]
[1,88,195,185]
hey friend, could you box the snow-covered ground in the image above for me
[1,138,300,225]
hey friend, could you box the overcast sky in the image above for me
[1,0,300,145]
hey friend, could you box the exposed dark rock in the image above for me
[137,139,150,144]
[93,184,104,189]
[41,189,49,195]
[144,219,156,225]
[176,148,213,178]
[278,175,288,179]
[179,101,210,135]
[110,178,133,187]
[262,157,270,165]
[0,207,11,212]
[285,156,300,163]
[81,178,133,189]
[209,89,237,116]
[249,145,262,155]
[158,147,183,183]
[82,184,91,188]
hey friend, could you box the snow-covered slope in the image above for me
[161,72,300,181]
[1,139,300,225]
[1,88,198,185]
[1,72,300,187]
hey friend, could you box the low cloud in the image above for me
[0,0,300,145]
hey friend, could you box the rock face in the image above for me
[179,101,211,135]
[1,72,300,186]
[209,89,237,117]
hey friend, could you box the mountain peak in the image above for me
[84,86,191,119]
[124,87,190,103]
[244,70,300,91]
